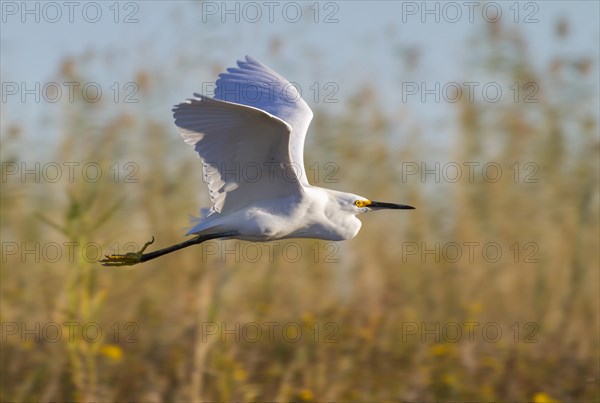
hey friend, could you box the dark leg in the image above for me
[99,232,237,267]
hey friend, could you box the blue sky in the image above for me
[1,1,599,156]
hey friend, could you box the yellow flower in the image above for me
[299,388,314,401]
[359,326,374,341]
[431,343,449,356]
[100,344,123,361]
[468,301,484,314]
[533,392,556,403]
[233,367,247,381]
[302,312,315,329]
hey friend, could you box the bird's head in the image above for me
[335,192,415,215]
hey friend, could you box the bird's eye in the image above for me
[354,200,363,207]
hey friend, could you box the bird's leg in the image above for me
[98,232,237,267]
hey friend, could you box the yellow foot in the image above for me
[99,237,155,267]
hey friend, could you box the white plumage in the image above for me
[172,55,414,241]
[100,56,413,266]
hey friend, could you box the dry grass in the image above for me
[1,24,598,401]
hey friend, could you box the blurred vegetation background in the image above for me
[1,9,599,402]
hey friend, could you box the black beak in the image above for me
[369,201,415,210]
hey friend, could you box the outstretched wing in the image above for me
[214,56,313,185]
[172,95,303,214]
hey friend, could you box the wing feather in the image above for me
[172,95,303,214]
[215,56,313,185]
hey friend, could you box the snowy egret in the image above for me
[100,56,414,266]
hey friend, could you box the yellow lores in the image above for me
[354,199,371,208]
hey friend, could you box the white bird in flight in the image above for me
[100,56,414,266]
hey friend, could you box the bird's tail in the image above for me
[186,207,217,235]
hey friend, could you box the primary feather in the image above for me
[172,56,314,219]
